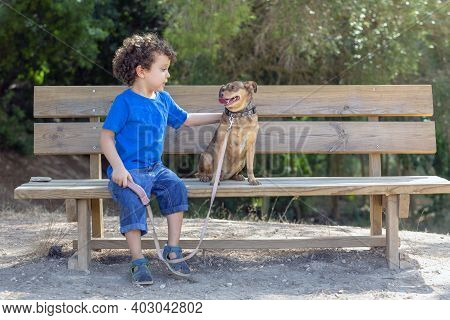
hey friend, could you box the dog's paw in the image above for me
[198,175,212,183]
[232,174,245,181]
[248,178,261,185]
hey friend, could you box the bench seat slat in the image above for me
[34,85,433,118]
[34,121,436,155]
[14,176,450,199]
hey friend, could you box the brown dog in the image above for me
[197,81,260,185]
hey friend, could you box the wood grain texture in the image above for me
[34,121,437,155]
[75,199,91,271]
[65,199,77,222]
[386,195,400,269]
[14,176,450,199]
[34,85,433,118]
[399,194,410,219]
[370,195,383,236]
[74,236,390,250]
[368,116,383,237]
[89,116,104,239]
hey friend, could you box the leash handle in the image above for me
[127,179,150,206]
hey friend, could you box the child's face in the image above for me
[138,53,171,92]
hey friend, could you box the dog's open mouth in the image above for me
[219,96,240,107]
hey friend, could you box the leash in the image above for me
[127,115,235,277]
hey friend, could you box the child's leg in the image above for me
[108,172,152,263]
[125,229,144,261]
[167,211,183,259]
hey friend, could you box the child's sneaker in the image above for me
[162,244,191,276]
[130,258,153,285]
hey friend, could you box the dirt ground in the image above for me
[0,205,449,300]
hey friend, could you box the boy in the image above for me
[100,33,221,285]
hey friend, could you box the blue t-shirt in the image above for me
[103,88,188,178]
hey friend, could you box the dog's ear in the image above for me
[244,81,257,93]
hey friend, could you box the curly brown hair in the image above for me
[112,33,177,86]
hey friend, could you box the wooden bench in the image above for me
[14,85,450,271]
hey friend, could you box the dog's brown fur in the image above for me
[197,81,260,185]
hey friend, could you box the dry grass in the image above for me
[1,204,72,258]
[32,217,71,258]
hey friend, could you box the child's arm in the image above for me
[183,113,222,127]
[100,129,133,188]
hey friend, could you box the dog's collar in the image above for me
[224,101,256,118]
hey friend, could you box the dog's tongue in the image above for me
[218,97,228,105]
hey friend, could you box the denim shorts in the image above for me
[108,161,189,236]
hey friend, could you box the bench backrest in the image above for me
[34,85,435,156]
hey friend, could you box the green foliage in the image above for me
[164,0,448,85]
[163,0,253,84]
[0,90,32,154]
[81,0,167,84]
[0,0,109,151]
[0,0,108,87]
[0,0,166,151]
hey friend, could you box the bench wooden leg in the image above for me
[398,194,410,218]
[91,199,104,238]
[90,150,104,241]
[68,199,91,271]
[368,151,382,237]
[91,199,103,253]
[66,199,77,222]
[386,195,400,269]
[370,195,383,236]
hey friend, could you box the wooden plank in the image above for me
[386,195,400,269]
[34,122,101,155]
[14,176,450,199]
[89,117,104,239]
[34,85,433,118]
[65,199,77,222]
[74,236,389,250]
[169,121,438,155]
[399,194,410,218]
[21,176,450,186]
[34,121,437,155]
[72,199,91,271]
[368,116,383,236]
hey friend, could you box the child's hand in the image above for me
[112,167,133,188]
